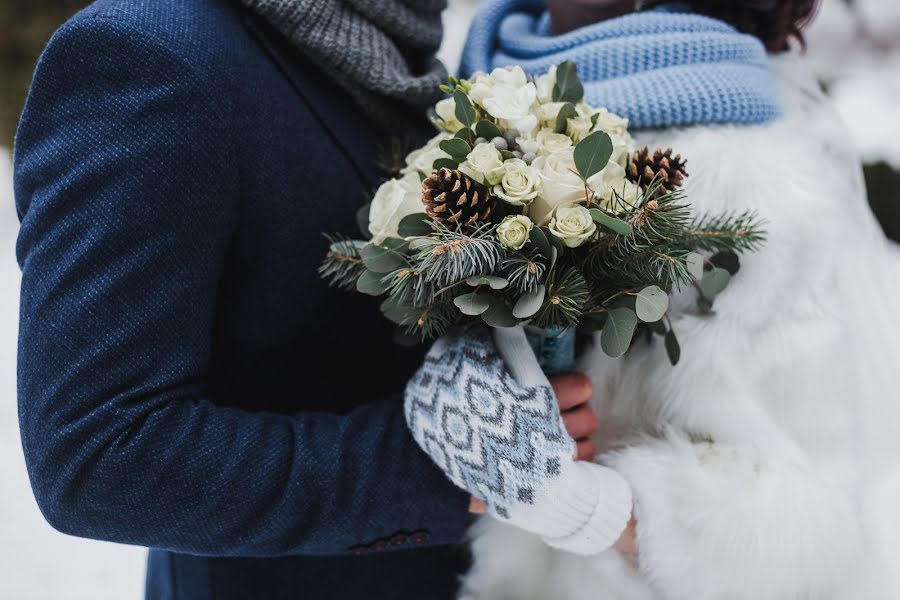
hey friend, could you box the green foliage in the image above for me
[554,103,577,134]
[319,236,366,291]
[574,131,614,180]
[601,307,638,358]
[439,138,471,161]
[531,267,589,329]
[453,90,477,131]
[552,61,584,104]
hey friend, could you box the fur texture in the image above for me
[461,53,900,600]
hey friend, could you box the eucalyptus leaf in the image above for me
[432,158,459,171]
[650,320,667,336]
[454,127,474,141]
[552,60,584,104]
[397,213,433,237]
[440,138,471,161]
[699,267,731,298]
[454,292,491,316]
[554,103,577,134]
[589,208,633,236]
[356,270,389,296]
[512,285,546,319]
[686,252,705,280]
[529,226,552,260]
[465,276,509,290]
[635,286,669,323]
[665,329,681,365]
[600,307,638,358]
[574,131,614,181]
[381,298,417,325]
[482,298,519,328]
[453,90,477,130]
[360,239,408,273]
[475,120,503,140]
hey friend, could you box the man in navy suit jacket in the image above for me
[13,0,474,597]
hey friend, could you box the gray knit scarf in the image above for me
[241,0,448,128]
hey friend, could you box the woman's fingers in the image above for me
[469,497,487,514]
[562,404,599,439]
[550,373,593,411]
[575,438,596,461]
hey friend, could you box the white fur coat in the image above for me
[461,53,900,600]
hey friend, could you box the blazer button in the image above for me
[409,530,430,544]
[390,534,408,546]
[372,539,388,551]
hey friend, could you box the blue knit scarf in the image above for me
[460,0,780,129]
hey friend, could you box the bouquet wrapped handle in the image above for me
[524,325,576,376]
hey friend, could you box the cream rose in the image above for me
[496,215,534,250]
[548,205,597,248]
[434,97,463,133]
[493,159,540,206]
[459,142,506,186]
[368,172,425,244]
[528,148,601,225]
[589,108,633,164]
[468,66,539,137]
[402,132,452,176]
[534,129,573,155]
[535,65,557,104]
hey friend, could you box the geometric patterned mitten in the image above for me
[404,326,633,555]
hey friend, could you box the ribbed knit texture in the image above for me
[460,0,781,129]
[239,0,448,127]
[405,326,632,555]
[14,1,469,598]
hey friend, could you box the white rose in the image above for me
[493,159,540,206]
[368,172,425,244]
[434,97,463,133]
[548,205,597,248]
[528,148,601,224]
[402,132,452,176]
[567,116,594,143]
[590,108,629,137]
[459,142,506,186]
[496,214,534,250]
[537,102,567,129]
[468,66,539,138]
[535,65,557,104]
[598,166,641,209]
[535,128,573,155]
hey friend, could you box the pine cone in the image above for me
[422,168,496,226]
[626,147,688,193]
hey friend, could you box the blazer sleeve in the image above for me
[13,16,469,556]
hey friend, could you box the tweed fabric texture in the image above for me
[239,0,448,127]
[461,0,781,129]
[14,1,469,597]
[405,327,633,554]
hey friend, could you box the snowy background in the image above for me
[1,0,898,598]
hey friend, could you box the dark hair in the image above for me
[650,1,821,52]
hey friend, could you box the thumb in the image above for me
[493,325,550,388]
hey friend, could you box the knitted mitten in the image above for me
[404,325,632,555]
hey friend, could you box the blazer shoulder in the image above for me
[57,0,251,76]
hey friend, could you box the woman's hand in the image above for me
[613,514,638,557]
[551,373,598,461]
[469,372,599,514]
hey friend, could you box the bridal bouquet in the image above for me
[320,62,764,368]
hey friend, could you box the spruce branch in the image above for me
[319,236,366,291]
[501,254,546,293]
[410,223,507,288]
[531,267,589,329]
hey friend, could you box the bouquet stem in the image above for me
[524,325,576,376]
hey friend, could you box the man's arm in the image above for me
[14,15,468,556]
